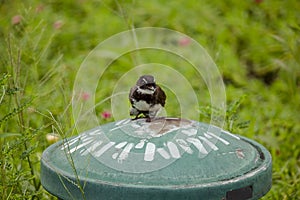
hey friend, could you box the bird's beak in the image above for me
[148,86,155,91]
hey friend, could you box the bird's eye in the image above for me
[149,83,156,87]
[140,85,147,89]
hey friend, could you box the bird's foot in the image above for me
[146,117,156,122]
[131,116,152,122]
[131,115,142,120]
[131,113,146,121]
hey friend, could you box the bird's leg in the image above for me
[130,109,150,121]
[145,117,154,122]
[130,107,140,120]
[132,112,144,120]
[145,110,157,122]
[131,115,139,120]
[137,111,152,122]
[148,104,163,121]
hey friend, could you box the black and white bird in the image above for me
[129,75,166,121]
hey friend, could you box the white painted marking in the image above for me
[176,139,193,154]
[157,148,171,159]
[109,125,126,132]
[82,136,94,142]
[110,120,131,132]
[167,141,181,158]
[112,152,119,159]
[135,140,145,149]
[61,136,80,150]
[80,134,88,139]
[206,132,230,145]
[116,119,127,126]
[94,142,115,157]
[222,130,240,140]
[81,141,103,156]
[123,119,131,124]
[68,139,94,154]
[144,142,156,161]
[186,138,208,155]
[80,149,85,154]
[204,133,213,139]
[198,136,219,151]
[80,150,88,156]
[115,141,128,149]
[181,129,197,136]
[118,143,134,161]
[87,129,102,136]
[131,123,141,128]
[86,141,103,152]
[109,126,121,132]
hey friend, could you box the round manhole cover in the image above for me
[41,118,272,200]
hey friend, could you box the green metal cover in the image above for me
[41,118,272,200]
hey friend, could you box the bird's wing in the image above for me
[129,86,137,104]
[156,85,166,106]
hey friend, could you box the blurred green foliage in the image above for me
[0,0,299,199]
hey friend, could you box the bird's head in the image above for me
[136,75,157,94]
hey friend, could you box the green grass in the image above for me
[1,0,299,199]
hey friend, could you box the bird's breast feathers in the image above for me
[134,100,151,111]
[133,100,163,112]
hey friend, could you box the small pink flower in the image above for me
[11,15,22,25]
[53,20,63,30]
[178,37,191,47]
[101,111,112,119]
[81,92,90,101]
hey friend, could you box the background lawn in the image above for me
[0,0,299,199]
